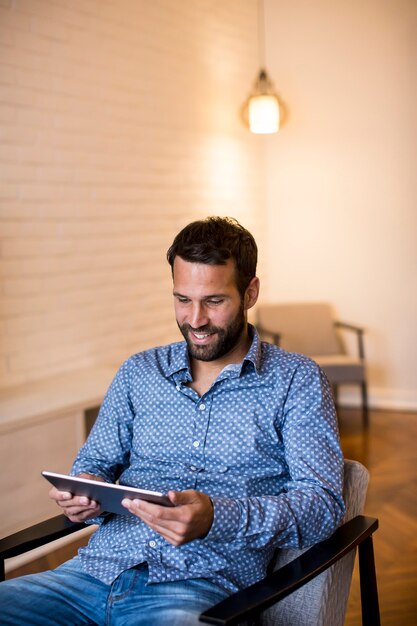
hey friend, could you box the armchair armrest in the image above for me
[334,321,366,359]
[199,515,379,625]
[0,515,85,581]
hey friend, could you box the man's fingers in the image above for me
[121,490,213,546]
[121,499,185,544]
[49,486,72,501]
[50,486,100,520]
[57,495,98,509]
[61,500,102,522]
[122,497,158,520]
[47,473,104,523]
[122,498,178,524]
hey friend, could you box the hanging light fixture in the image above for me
[244,0,280,134]
[248,69,280,134]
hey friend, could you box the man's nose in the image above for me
[189,303,208,329]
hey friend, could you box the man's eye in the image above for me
[177,297,190,304]
[207,299,223,305]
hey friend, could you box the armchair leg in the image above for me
[358,536,380,626]
[361,381,369,429]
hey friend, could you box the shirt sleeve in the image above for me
[71,359,134,483]
[205,360,346,550]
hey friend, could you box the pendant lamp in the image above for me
[245,0,280,134]
[248,69,280,134]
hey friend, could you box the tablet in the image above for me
[42,471,173,515]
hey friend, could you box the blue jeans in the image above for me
[0,557,230,625]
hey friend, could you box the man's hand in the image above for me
[49,473,104,522]
[121,489,214,546]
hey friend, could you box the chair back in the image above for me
[257,303,343,356]
[261,459,369,626]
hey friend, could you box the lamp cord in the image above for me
[257,0,266,69]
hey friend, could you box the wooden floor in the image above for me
[339,407,417,626]
[7,407,417,624]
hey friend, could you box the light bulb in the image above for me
[248,94,280,134]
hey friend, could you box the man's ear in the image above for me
[244,277,260,311]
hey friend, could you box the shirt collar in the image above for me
[244,323,262,375]
[162,323,262,379]
[163,341,191,379]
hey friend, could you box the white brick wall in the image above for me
[0,0,265,388]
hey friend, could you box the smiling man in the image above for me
[174,257,251,363]
[1,217,345,626]
[172,257,259,396]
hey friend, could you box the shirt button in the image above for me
[176,385,181,391]
[149,540,156,548]
[199,403,206,411]
[190,465,198,471]
[193,440,200,448]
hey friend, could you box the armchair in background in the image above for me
[256,302,369,427]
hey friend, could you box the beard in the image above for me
[177,305,246,362]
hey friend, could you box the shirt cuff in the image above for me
[204,495,242,542]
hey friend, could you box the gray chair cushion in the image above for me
[313,355,365,384]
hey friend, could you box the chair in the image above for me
[0,460,379,625]
[200,459,379,625]
[256,302,369,427]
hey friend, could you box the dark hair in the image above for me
[167,216,258,297]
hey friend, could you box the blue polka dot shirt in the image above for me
[71,326,345,593]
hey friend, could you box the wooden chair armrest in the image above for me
[334,321,366,359]
[199,515,378,625]
[334,321,365,335]
[0,515,85,581]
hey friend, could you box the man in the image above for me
[1,216,345,625]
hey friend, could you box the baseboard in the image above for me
[338,386,417,412]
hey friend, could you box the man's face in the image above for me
[173,257,246,363]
